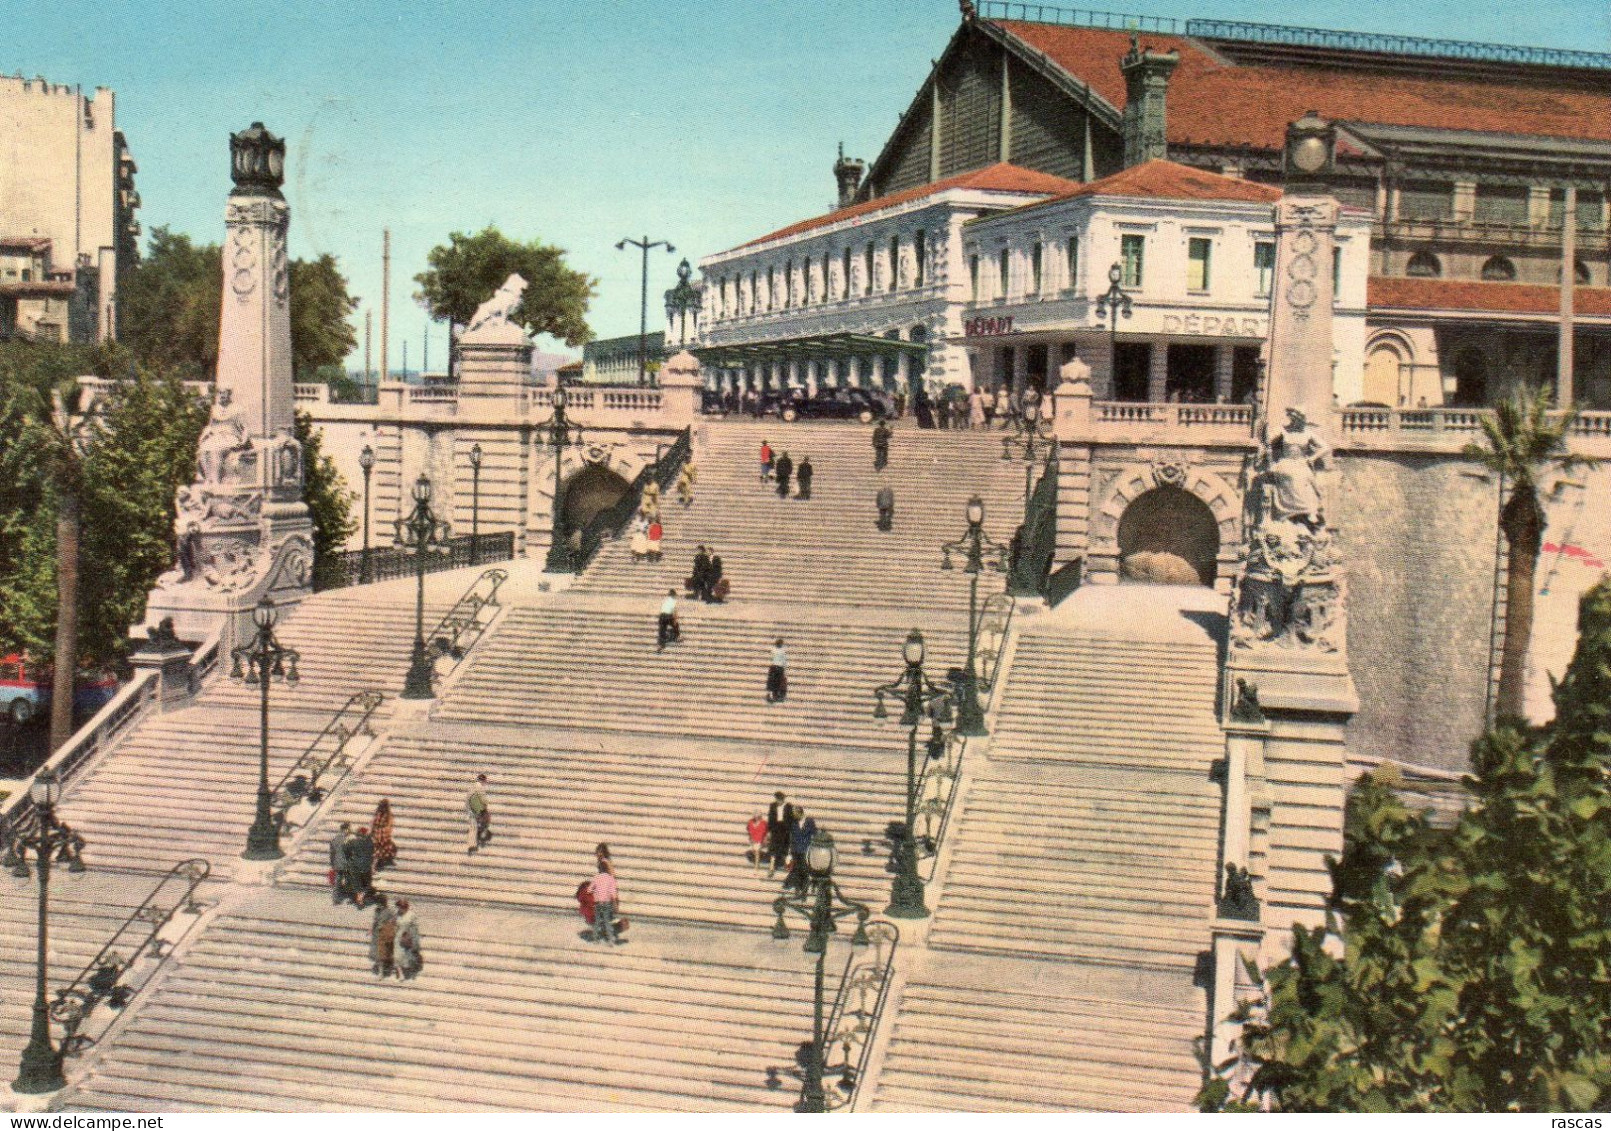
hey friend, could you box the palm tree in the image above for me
[1463,384,1598,720]
[40,386,95,754]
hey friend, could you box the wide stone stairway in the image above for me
[865,584,1225,1112]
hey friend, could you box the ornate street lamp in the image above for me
[1094,260,1133,395]
[395,475,450,699]
[769,830,870,1114]
[468,442,483,566]
[1000,397,1055,463]
[871,630,954,919]
[9,769,85,1095]
[941,495,1007,736]
[230,597,300,859]
[537,387,586,573]
[616,236,676,386]
[358,443,375,584]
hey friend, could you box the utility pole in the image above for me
[363,309,372,390]
[380,229,391,383]
[616,235,676,386]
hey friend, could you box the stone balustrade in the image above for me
[1337,405,1611,454]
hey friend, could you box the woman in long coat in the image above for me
[372,799,397,870]
[394,898,422,980]
[370,893,398,978]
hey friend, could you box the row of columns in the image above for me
[706,352,916,394]
[984,338,1248,402]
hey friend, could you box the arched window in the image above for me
[889,235,901,291]
[1481,256,1516,282]
[1554,260,1594,285]
[1406,250,1442,278]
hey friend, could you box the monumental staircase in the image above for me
[0,420,1235,1113]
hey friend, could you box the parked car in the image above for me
[777,387,892,424]
[0,655,120,726]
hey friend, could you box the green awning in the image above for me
[691,332,927,368]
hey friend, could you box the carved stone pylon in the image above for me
[144,123,313,646]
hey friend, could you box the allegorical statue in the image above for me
[195,388,253,484]
[1253,407,1329,530]
[466,273,528,333]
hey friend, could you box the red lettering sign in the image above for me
[965,316,1015,337]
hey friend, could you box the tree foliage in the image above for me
[414,226,595,347]
[1462,384,1598,718]
[1206,578,1611,1112]
[0,341,208,670]
[295,411,357,592]
[117,226,359,381]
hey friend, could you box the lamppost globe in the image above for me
[469,442,483,470]
[805,830,836,877]
[251,596,275,631]
[29,768,60,808]
[966,495,985,527]
[903,629,925,667]
[553,385,568,410]
[358,444,375,474]
[413,474,431,504]
[1109,261,1123,286]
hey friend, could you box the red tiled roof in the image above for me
[735,163,1083,250]
[995,20,1611,149]
[1006,160,1282,216]
[0,236,52,252]
[1369,275,1611,316]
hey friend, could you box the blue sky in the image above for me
[12,0,1610,366]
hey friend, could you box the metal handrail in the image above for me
[575,427,692,571]
[317,531,515,592]
[270,690,386,831]
[49,858,211,1055]
[820,920,901,1111]
[1009,442,1060,598]
[424,568,509,669]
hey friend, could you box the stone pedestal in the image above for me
[458,317,532,403]
[1051,355,1093,442]
[144,123,312,649]
[658,350,702,427]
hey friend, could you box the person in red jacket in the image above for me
[759,440,774,482]
[747,814,768,871]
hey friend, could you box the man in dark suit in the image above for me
[766,791,789,877]
[691,545,712,602]
[707,550,725,603]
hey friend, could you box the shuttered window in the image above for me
[1065,236,1079,292]
[914,231,926,288]
[1187,238,1211,292]
[1474,185,1529,225]
[1398,182,1452,221]
[1254,242,1275,297]
[1121,234,1145,288]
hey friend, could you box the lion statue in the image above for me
[467,273,528,333]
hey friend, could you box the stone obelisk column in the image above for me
[143,123,313,647]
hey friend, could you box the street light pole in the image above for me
[872,630,954,919]
[1094,261,1133,397]
[395,475,449,699]
[9,769,84,1095]
[769,830,870,1113]
[540,387,584,573]
[616,236,676,387]
[230,597,299,860]
[468,443,483,566]
[358,444,375,584]
[941,495,1008,736]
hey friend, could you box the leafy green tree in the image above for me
[295,411,356,591]
[117,226,359,381]
[1205,579,1611,1112]
[1463,385,1598,718]
[414,226,595,357]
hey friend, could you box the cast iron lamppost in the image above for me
[230,597,300,859]
[8,769,85,1095]
[538,387,586,573]
[468,442,483,566]
[941,495,1008,736]
[769,830,870,1113]
[395,475,450,699]
[358,443,375,583]
[1095,260,1133,395]
[616,235,676,386]
[872,629,954,919]
[1000,396,1055,463]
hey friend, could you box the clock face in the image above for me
[1291,136,1328,174]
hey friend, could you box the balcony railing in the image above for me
[1093,402,1256,430]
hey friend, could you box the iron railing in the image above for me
[977,2,1178,32]
[272,690,386,833]
[821,921,901,1111]
[575,428,693,571]
[423,568,509,687]
[50,858,211,1056]
[316,531,515,592]
[1009,443,1060,598]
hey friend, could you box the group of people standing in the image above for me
[758,441,814,500]
[689,545,727,603]
[328,800,424,981]
[749,791,818,894]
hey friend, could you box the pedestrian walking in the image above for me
[394,899,423,980]
[372,799,397,870]
[590,854,622,945]
[766,638,788,703]
[658,589,680,649]
[709,550,727,603]
[783,813,817,893]
[466,774,491,854]
[349,826,376,906]
[760,439,774,482]
[641,480,662,523]
[871,420,891,470]
[747,814,768,871]
[370,893,398,978]
[876,485,895,531]
[691,545,712,602]
[676,461,696,507]
[774,451,794,499]
[970,389,987,430]
[994,386,1010,428]
[767,791,789,876]
[647,517,664,562]
[629,511,651,561]
[796,456,813,500]
[329,822,354,906]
